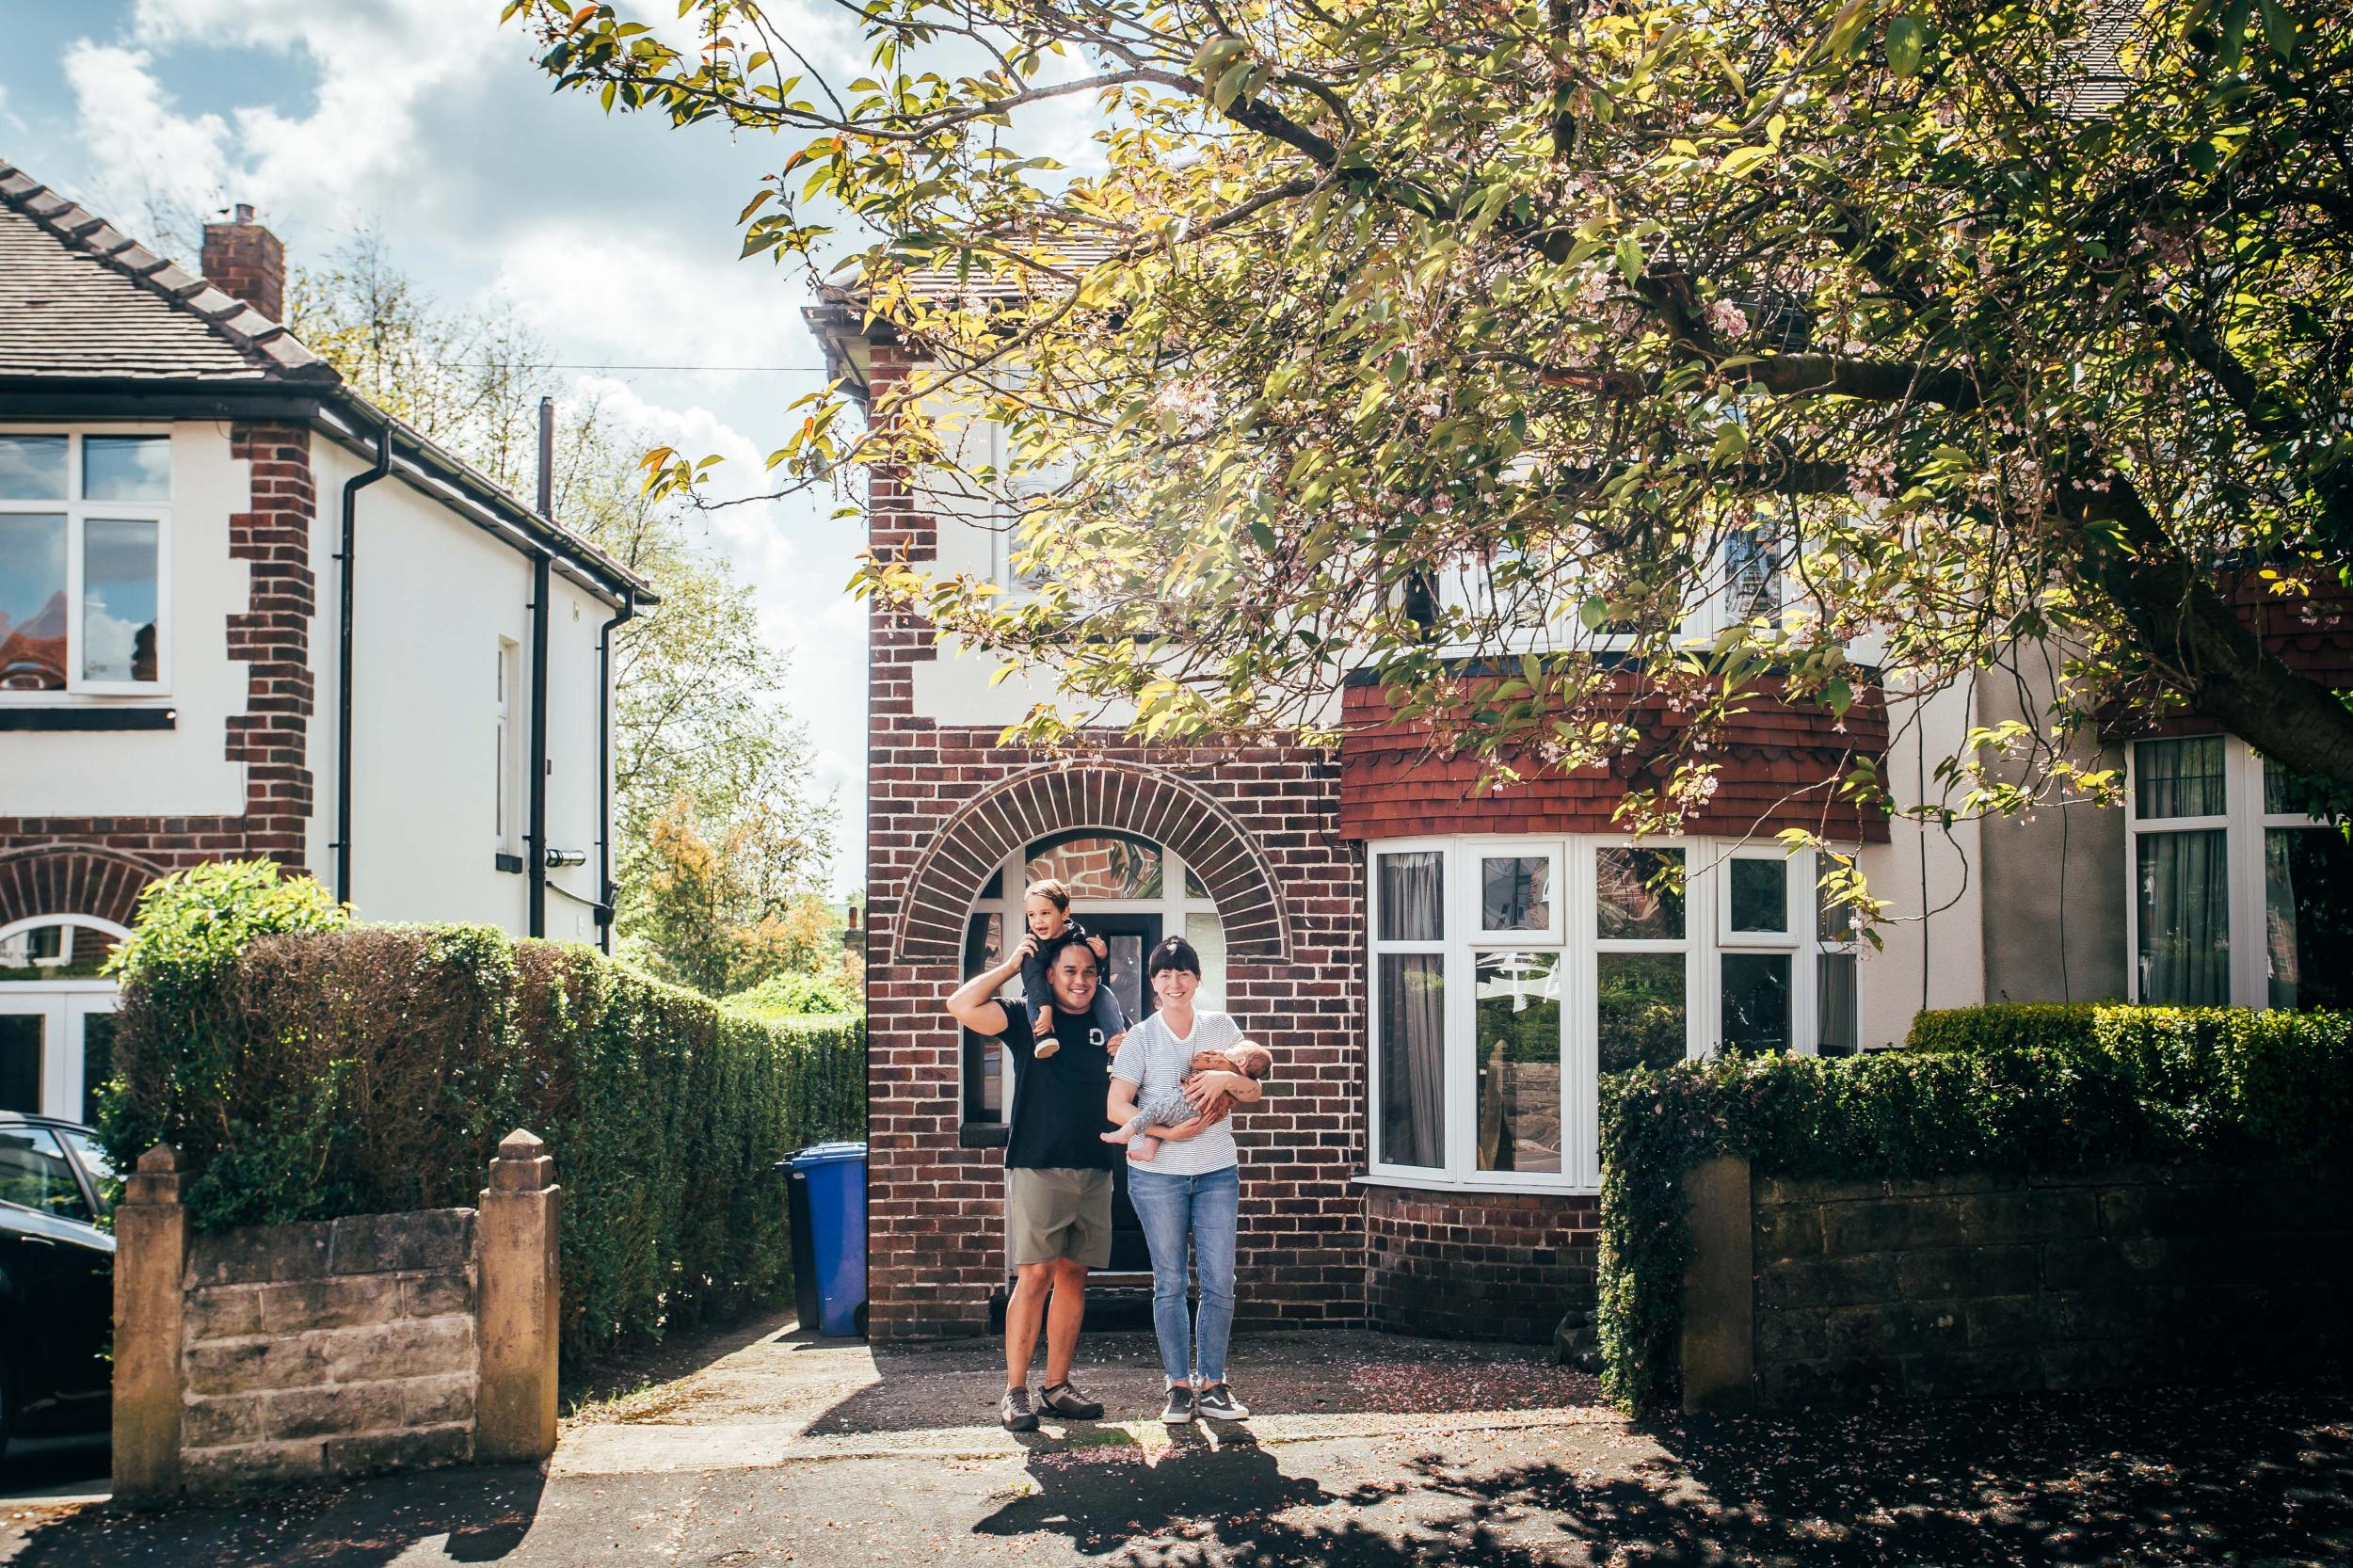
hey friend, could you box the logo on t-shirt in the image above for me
[1089,1028,1105,1049]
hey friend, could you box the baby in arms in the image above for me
[1101,1043,1273,1162]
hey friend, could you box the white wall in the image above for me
[0,421,248,816]
[314,439,615,940]
[1858,676,1988,1046]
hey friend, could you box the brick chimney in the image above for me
[200,203,284,323]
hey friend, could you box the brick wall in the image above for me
[0,422,317,925]
[1366,1188,1598,1345]
[1746,1163,2353,1406]
[179,1209,477,1489]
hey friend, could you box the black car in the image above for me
[0,1114,115,1461]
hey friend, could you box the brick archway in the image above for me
[0,843,163,932]
[894,761,1290,965]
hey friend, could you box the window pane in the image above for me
[2134,737,2226,819]
[61,1128,115,1218]
[1026,833,1162,900]
[2136,829,2230,1004]
[0,435,67,499]
[1817,870,1851,945]
[964,910,1007,1122]
[1596,848,1684,940]
[1721,953,1791,1053]
[1728,858,1787,933]
[81,1014,117,1128]
[1817,953,1860,1056]
[0,1125,88,1220]
[0,1015,40,1112]
[1724,525,1780,622]
[2265,828,2353,1010]
[83,518,159,682]
[2264,758,2333,818]
[1185,866,1209,900]
[1481,856,1552,932]
[1377,953,1445,1168]
[83,435,169,501]
[1599,952,1687,1072]
[0,920,119,982]
[1377,851,1444,942]
[0,514,67,693]
[1185,912,1226,1011]
[1476,952,1561,1174]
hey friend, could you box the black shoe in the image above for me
[1038,1380,1104,1419]
[1194,1384,1250,1420]
[1000,1386,1039,1432]
[1160,1384,1195,1425]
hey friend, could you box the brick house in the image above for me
[0,163,652,1126]
[819,292,2353,1344]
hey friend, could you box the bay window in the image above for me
[1369,836,1862,1191]
[2128,735,2353,1010]
[0,431,169,696]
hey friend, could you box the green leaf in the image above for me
[1386,350,1410,386]
[1248,520,1277,553]
[1719,146,1773,178]
[1885,14,1926,76]
[2220,0,2250,68]
[2258,0,2296,61]
[1615,234,1645,285]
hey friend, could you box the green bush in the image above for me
[104,862,865,1365]
[1904,1002,2098,1053]
[1597,1006,2353,1412]
[726,969,864,1018]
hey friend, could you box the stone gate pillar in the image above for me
[476,1129,561,1462]
[113,1144,186,1504]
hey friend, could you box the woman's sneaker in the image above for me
[1160,1384,1195,1425]
[1194,1384,1250,1420]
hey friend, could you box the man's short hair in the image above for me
[1145,935,1201,978]
[1049,940,1100,978]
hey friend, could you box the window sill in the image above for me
[958,1122,1010,1149]
[1352,1171,1598,1199]
[0,706,175,731]
[493,852,526,875]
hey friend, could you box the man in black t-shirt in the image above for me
[947,934,1121,1432]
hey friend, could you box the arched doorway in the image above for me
[0,915,129,1124]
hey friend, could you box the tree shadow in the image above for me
[5,1464,548,1568]
[970,1384,2352,1566]
[559,1304,801,1416]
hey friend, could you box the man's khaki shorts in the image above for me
[1006,1167,1113,1268]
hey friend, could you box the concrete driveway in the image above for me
[4,1312,2347,1566]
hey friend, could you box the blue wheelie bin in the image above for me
[787,1142,868,1336]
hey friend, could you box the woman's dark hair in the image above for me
[1145,935,1202,978]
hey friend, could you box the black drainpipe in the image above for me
[594,587,637,953]
[527,399,553,938]
[332,424,393,905]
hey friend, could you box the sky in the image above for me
[0,0,872,893]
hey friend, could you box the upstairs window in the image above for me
[0,432,169,697]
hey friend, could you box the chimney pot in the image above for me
[200,206,286,326]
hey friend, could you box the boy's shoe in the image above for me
[1194,1384,1250,1421]
[1000,1385,1039,1432]
[1160,1384,1196,1425]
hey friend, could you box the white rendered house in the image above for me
[0,163,653,1125]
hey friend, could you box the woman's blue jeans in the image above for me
[1125,1163,1240,1386]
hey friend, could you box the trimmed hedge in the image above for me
[1597,1004,2353,1411]
[1904,1002,2097,1054]
[103,862,864,1364]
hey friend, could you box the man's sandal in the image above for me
[1037,1381,1104,1419]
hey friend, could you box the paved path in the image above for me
[4,1315,2348,1566]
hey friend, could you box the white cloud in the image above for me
[60,42,232,220]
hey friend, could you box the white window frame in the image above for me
[0,915,129,1124]
[2124,733,2331,1009]
[0,427,172,701]
[1366,836,1864,1195]
[494,637,521,855]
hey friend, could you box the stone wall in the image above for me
[1681,1157,2353,1410]
[179,1209,479,1489]
[113,1131,562,1502]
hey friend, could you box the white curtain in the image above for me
[2137,830,2229,1004]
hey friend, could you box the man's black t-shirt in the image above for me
[1000,1005,1119,1172]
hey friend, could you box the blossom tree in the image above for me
[508,0,2353,884]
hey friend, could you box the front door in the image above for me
[1084,913,1160,1272]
